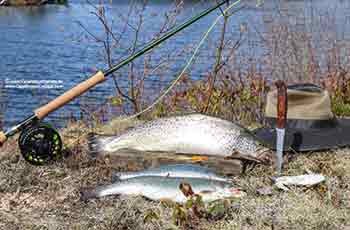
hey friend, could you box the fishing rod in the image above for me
[0,0,231,165]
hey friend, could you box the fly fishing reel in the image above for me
[18,122,62,165]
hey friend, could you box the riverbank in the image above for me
[0,118,349,229]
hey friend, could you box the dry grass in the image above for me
[0,120,349,230]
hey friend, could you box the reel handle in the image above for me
[34,71,105,119]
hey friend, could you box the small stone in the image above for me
[256,187,273,196]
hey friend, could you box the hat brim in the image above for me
[253,118,350,151]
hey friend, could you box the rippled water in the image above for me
[0,0,349,129]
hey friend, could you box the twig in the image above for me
[203,2,244,112]
[75,21,102,43]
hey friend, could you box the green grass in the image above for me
[332,99,350,117]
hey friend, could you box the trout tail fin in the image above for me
[87,133,116,157]
[80,188,99,201]
[111,172,123,182]
[111,171,136,182]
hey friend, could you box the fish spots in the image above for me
[96,114,264,161]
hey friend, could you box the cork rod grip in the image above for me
[0,131,7,145]
[275,80,288,129]
[34,71,105,119]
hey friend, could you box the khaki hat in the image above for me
[253,83,350,151]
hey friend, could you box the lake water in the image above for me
[1,0,350,129]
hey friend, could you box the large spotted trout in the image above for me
[88,114,272,164]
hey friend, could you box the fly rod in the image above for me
[0,0,231,165]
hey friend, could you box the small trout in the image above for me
[80,176,245,204]
[272,174,326,191]
[88,114,271,164]
[112,164,229,182]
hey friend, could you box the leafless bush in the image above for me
[77,1,350,124]
[154,0,350,123]
[77,0,187,119]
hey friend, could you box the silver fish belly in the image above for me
[88,114,270,163]
[80,176,245,204]
[112,164,229,182]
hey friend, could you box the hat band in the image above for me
[265,117,339,130]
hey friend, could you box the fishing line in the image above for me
[66,0,242,147]
[122,0,242,120]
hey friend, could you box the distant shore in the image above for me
[0,0,67,6]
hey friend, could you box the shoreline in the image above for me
[0,0,67,6]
